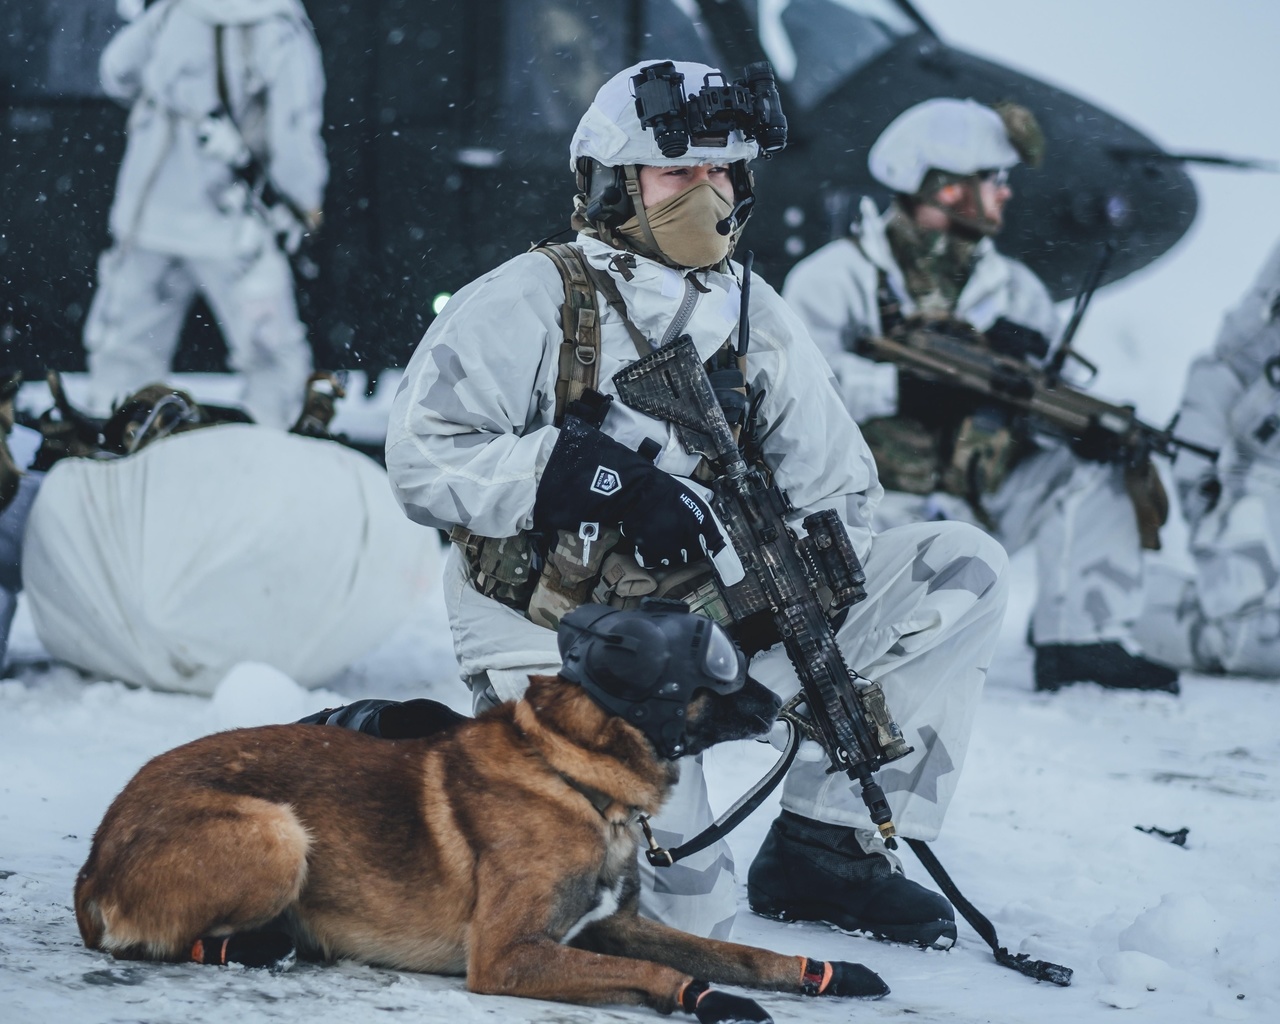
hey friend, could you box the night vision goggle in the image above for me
[631,60,788,159]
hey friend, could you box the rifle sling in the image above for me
[904,837,1073,986]
[213,25,309,227]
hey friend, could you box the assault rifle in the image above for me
[853,319,1219,469]
[613,334,913,847]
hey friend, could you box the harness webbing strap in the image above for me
[538,243,602,425]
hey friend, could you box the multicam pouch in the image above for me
[859,415,940,495]
[941,408,1019,499]
[592,550,734,629]
[527,525,623,630]
[453,528,539,611]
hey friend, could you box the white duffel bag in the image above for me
[23,423,439,694]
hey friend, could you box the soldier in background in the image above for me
[82,0,327,429]
[1135,238,1280,677]
[783,98,1179,694]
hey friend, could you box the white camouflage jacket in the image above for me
[100,0,326,259]
[386,236,884,566]
[1174,238,1280,523]
[782,196,1060,422]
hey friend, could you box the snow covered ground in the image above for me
[2,543,1277,1024]
[5,5,1278,1022]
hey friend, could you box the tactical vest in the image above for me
[452,243,748,630]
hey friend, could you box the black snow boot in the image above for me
[1034,642,1179,694]
[747,811,956,949]
[297,697,468,738]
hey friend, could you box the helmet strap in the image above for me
[622,164,665,257]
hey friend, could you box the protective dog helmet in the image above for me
[569,59,773,235]
[868,97,1021,196]
[557,599,747,759]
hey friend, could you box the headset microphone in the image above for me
[716,195,755,235]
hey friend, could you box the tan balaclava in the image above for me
[617,179,735,269]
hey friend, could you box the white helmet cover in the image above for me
[569,60,760,171]
[868,98,1020,194]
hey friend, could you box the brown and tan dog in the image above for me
[75,671,887,1022]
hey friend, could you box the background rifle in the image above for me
[855,320,1218,469]
[613,334,914,847]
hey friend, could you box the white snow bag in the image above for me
[22,424,440,694]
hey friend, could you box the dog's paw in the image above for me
[688,987,772,1023]
[805,959,889,999]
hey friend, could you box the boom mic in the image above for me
[716,195,755,235]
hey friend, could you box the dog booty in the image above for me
[191,929,295,969]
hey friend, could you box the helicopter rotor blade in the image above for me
[1108,145,1279,172]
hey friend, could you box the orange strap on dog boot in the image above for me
[798,956,890,999]
[678,978,771,1022]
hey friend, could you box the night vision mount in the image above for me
[631,60,788,158]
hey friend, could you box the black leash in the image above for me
[639,713,801,867]
[905,837,1072,986]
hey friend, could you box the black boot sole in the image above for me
[748,890,957,951]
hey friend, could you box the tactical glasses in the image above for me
[978,168,1011,187]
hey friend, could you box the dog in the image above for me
[75,609,888,1022]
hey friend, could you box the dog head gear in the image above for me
[569,59,787,267]
[557,599,747,759]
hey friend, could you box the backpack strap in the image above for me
[536,242,602,426]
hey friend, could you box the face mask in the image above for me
[618,181,734,269]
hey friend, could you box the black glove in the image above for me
[800,958,890,999]
[985,316,1050,360]
[1069,420,1120,463]
[681,981,772,1023]
[535,415,725,569]
[1180,473,1221,527]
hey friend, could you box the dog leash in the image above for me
[639,712,802,868]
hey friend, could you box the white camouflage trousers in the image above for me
[446,517,1008,937]
[1135,484,1280,676]
[877,444,1147,647]
[83,242,312,429]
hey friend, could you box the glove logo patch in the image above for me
[679,492,705,524]
[590,466,622,496]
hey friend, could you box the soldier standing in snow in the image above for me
[783,98,1180,694]
[0,372,42,672]
[1135,238,1280,676]
[386,60,1009,950]
[82,0,327,429]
